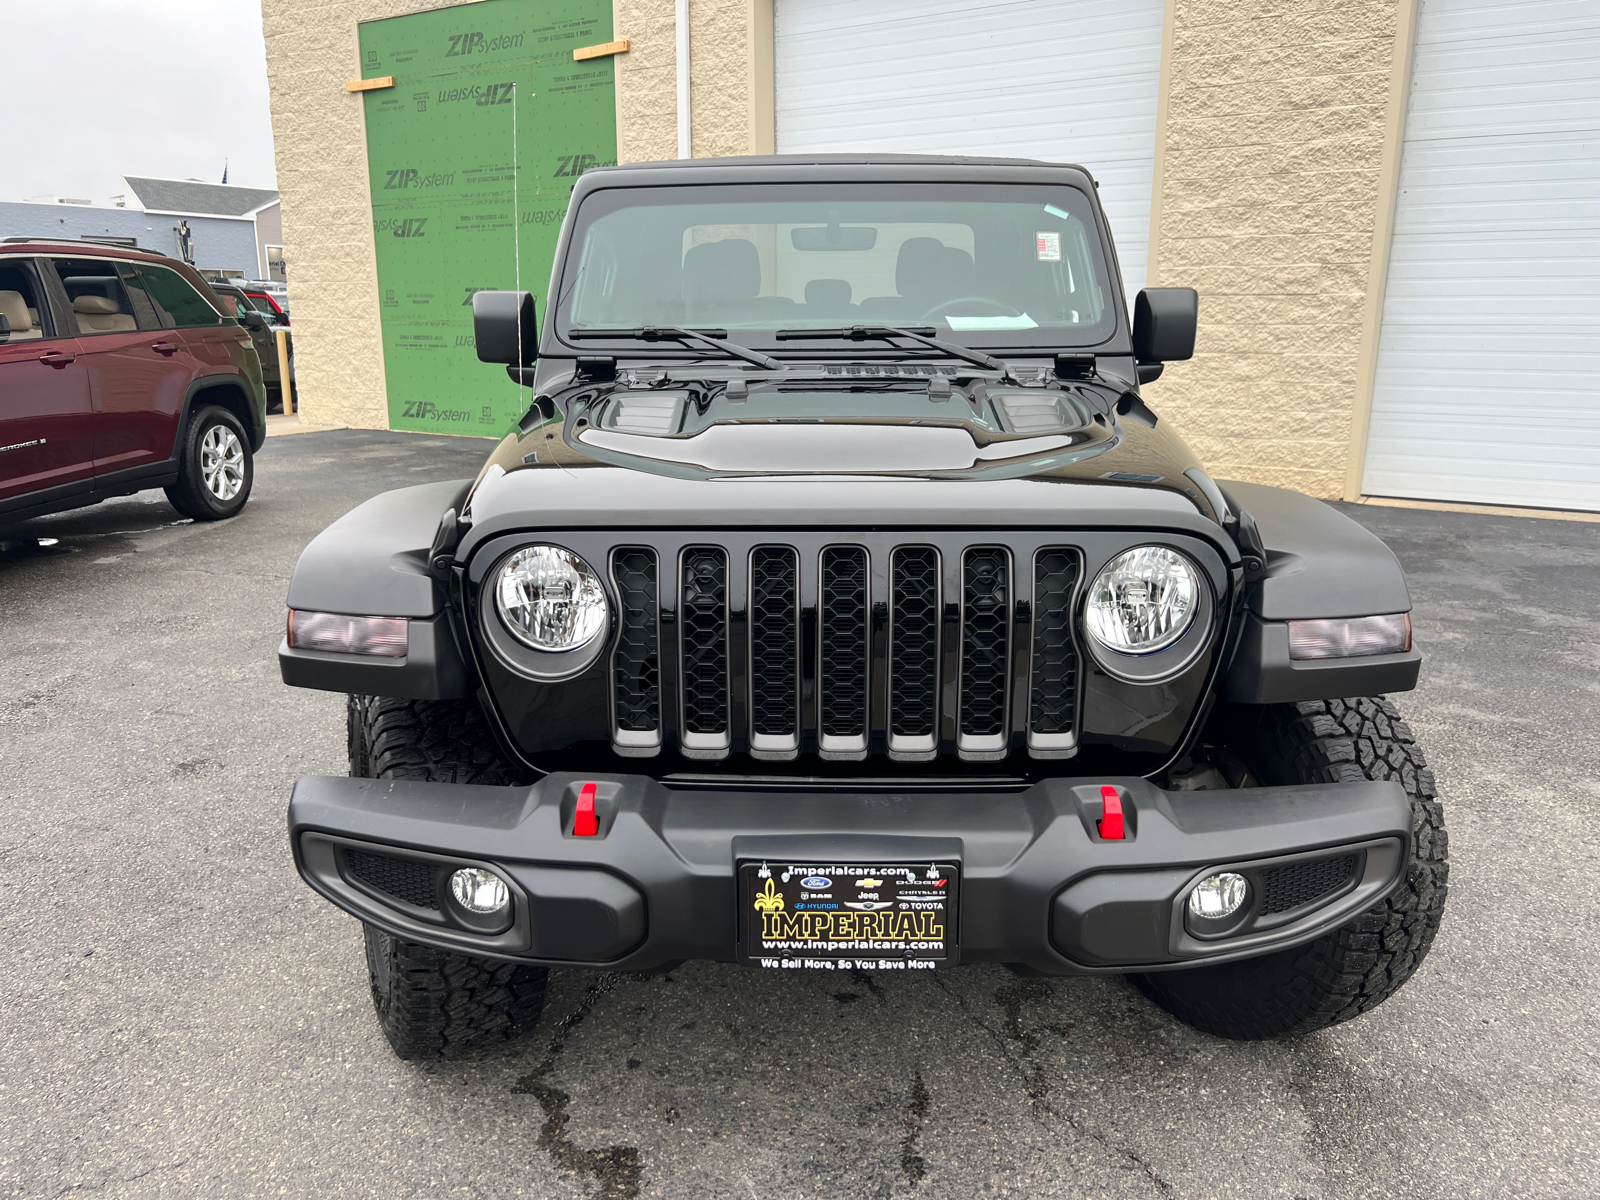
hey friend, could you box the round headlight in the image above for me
[495,545,608,652]
[1085,546,1199,654]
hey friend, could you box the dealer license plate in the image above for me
[740,860,959,971]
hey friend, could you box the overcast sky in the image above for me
[0,0,277,204]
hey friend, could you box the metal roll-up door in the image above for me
[1364,0,1600,511]
[773,0,1166,297]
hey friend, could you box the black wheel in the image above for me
[1133,697,1449,1040]
[164,404,252,520]
[348,694,547,1058]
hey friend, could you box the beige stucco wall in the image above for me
[1146,0,1411,497]
[262,0,450,430]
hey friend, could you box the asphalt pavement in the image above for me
[2,429,1596,1199]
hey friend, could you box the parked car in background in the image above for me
[239,282,288,325]
[0,241,265,523]
[213,281,293,414]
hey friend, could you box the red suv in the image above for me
[0,242,266,523]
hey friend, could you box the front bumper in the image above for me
[288,773,1411,975]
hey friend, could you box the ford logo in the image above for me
[801,877,831,889]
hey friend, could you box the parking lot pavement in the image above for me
[1,428,1596,1200]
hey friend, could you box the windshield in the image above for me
[556,182,1115,350]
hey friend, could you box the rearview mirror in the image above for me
[472,290,538,365]
[1132,288,1198,365]
[790,225,878,251]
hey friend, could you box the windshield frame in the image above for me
[548,176,1128,359]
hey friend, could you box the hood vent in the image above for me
[991,391,1087,434]
[604,391,687,436]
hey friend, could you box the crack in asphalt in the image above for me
[512,973,643,1200]
[49,1157,193,1197]
[934,974,1176,1195]
[899,1068,930,1185]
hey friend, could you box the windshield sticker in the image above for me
[1036,231,1062,262]
[945,314,1038,331]
[1043,203,1073,220]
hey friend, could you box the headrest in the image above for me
[804,278,852,311]
[74,295,121,315]
[683,239,760,312]
[0,290,31,330]
[894,238,973,302]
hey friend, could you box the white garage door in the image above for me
[774,0,1165,297]
[1364,0,1600,511]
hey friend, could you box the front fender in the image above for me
[278,479,474,699]
[1217,481,1420,703]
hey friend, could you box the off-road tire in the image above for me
[1132,697,1448,1040]
[348,694,547,1058]
[165,404,253,521]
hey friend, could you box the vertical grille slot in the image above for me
[1029,548,1080,758]
[611,548,660,755]
[748,546,799,757]
[680,547,729,756]
[888,547,940,759]
[959,548,1010,757]
[818,546,869,759]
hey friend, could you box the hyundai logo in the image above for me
[801,877,831,889]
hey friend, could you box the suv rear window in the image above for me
[130,263,223,328]
[0,258,53,340]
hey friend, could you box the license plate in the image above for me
[740,860,958,970]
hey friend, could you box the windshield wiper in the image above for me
[568,326,780,371]
[775,324,1009,375]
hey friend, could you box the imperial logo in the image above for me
[384,168,455,190]
[445,31,525,57]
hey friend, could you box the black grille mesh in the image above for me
[820,547,869,737]
[345,850,438,910]
[681,548,729,734]
[1030,549,1081,735]
[749,547,798,736]
[1259,854,1359,915]
[612,548,659,732]
[890,548,940,738]
[960,549,1009,737]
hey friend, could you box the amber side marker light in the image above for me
[287,610,408,657]
[1287,613,1410,660]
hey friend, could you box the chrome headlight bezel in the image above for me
[494,544,609,653]
[1081,544,1214,684]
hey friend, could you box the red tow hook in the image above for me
[1098,785,1125,840]
[574,782,599,837]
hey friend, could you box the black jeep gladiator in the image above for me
[280,156,1447,1058]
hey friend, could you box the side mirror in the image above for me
[472,290,538,366]
[242,310,267,330]
[1132,287,1198,366]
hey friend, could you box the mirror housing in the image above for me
[242,310,267,330]
[472,290,538,366]
[1132,287,1198,366]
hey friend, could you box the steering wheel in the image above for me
[919,296,1025,322]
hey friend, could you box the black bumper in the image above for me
[288,773,1411,975]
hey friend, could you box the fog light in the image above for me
[1188,872,1248,920]
[450,868,509,914]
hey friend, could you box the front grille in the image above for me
[819,547,869,755]
[345,849,438,910]
[1259,854,1359,915]
[611,549,659,735]
[680,548,729,750]
[959,549,1010,753]
[749,547,799,746]
[610,536,1085,763]
[890,547,941,752]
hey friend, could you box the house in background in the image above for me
[0,177,282,282]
